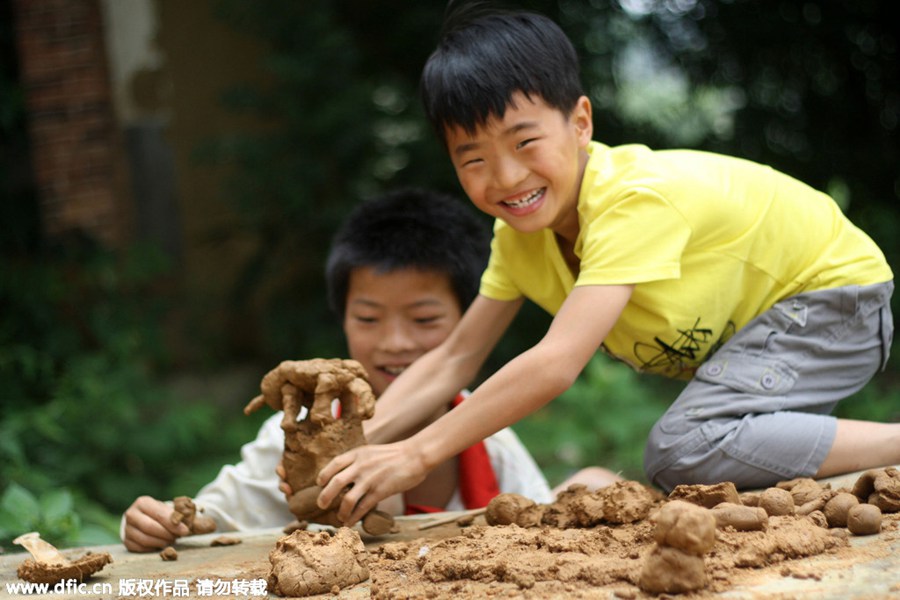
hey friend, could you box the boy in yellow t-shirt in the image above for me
[316,8,897,525]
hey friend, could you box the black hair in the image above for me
[325,188,491,319]
[421,4,584,146]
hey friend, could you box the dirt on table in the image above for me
[256,469,899,598]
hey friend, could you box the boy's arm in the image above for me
[363,293,524,445]
[319,284,634,525]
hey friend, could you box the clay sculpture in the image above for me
[244,358,394,535]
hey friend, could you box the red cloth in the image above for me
[404,393,500,515]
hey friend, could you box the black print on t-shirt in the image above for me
[633,318,736,376]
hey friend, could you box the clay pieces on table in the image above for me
[14,532,112,586]
[244,358,394,535]
[171,496,216,534]
[267,528,369,597]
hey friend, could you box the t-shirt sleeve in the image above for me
[479,229,524,301]
[577,188,692,286]
[192,412,294,531]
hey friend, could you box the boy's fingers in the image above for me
[128,497,189,538]
[343,488,378,526]
[123,523,174,553]
[278,481,292,497]
[316,449,357,488]
[316,451,360,512]
[275,462,293,497]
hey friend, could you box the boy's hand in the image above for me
[122,496,190,553]
[275,460,293,500]
[316,441,428,526]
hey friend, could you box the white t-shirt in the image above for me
[192,410,553,531]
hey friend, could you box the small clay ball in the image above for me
[361,510,395,536]
[639,545,707,594]
[485,493,535,526]
[846,503,882,535]
[759,487,794,516]
[159,546,178,561]
[652,500,716,556]
[823,492,859,528]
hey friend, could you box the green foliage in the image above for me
[514,354,678,487]
[0,484,119,549]
[0,240,268,548]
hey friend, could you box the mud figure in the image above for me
[244,358,394,535]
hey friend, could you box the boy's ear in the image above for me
[572,95,593,146]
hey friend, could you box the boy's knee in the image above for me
[643,424,709,492]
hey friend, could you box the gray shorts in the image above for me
[644,280,894,492]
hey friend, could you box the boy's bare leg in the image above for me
[552,466,623,496]
[815,418,900,478]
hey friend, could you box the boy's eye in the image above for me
[462,157,483,167]
[354,315,378,324]
[516,138,537,150]
[414,316,440,325]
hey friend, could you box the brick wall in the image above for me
[12,0,130,247]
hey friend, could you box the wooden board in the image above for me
[2,470,899,599]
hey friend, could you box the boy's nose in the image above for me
[493,155,527,190]
[379,320,417,352]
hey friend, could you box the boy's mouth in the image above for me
[502,188,545,210]
[380,365,407,377]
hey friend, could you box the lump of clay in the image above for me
[485,493,542,527]
[597,480,659,524]
[14,532,112,586]
[667,481,740,508]
[487,482,661,530]
[639,545,707,594]
[758,487,795,517]
[846,503,882,535]
[851,467,900,513]
[160,546,178,561]
[795,489,836,516]
[711,502,768,531]
[823,492,860,528]
[171,496,216,534]
[651,500,716,556]
[244,359,394,535]
[776,477,824,506]
[267,528,369,597]
[639,501,715,594]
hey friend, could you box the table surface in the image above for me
[3,470,900,599]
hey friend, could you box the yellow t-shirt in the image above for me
[480,142,893,379]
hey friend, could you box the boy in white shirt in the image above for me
[121,188,563,552]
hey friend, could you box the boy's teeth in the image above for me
[505,189,542,209]
[383,366,406,375]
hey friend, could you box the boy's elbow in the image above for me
[534,349,583,397]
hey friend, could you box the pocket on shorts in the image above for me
[695,353,798,397]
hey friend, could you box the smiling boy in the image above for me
[316,8,897,526]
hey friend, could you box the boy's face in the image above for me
[343,266,462,397]
[445,93,593,241]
